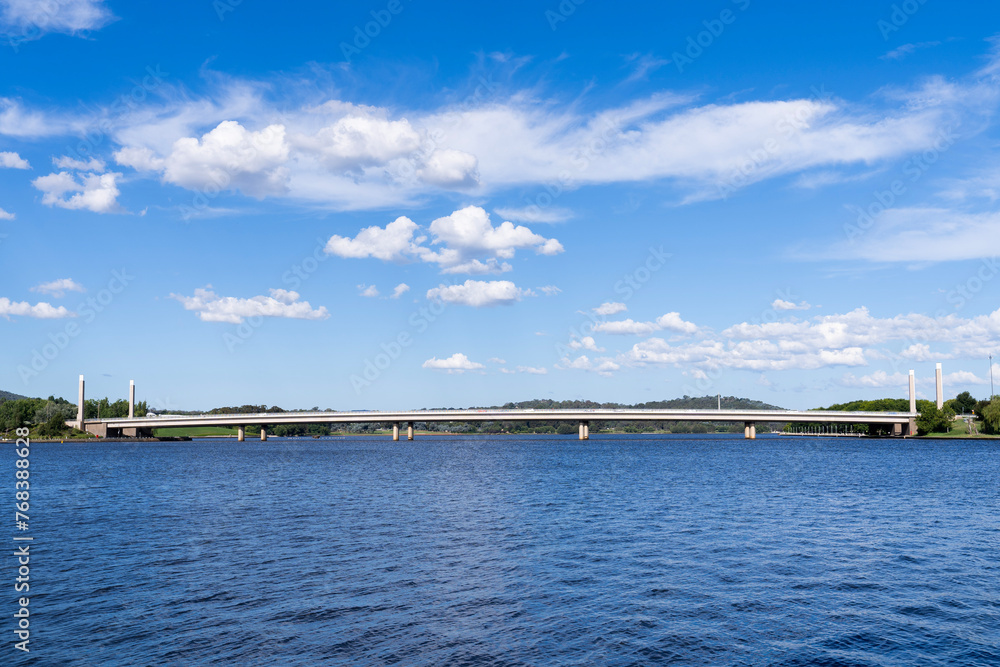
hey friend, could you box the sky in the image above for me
[3,0,1000,411]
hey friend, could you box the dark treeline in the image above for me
[0,394,149,437]
[235,396,786,436]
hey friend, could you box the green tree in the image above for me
[954,391,977,414]
[980,397,1000,435]
[37,413,69,437]
[916,404,954,435]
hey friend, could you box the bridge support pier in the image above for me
[238,426,245,442]
[579,421,589,440]
[407,422,414,440]
[260,426,267,442]
[77,375,85,431]
[392,423,400,441]
[744,422,756,439]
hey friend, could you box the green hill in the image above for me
[0,390,29,404]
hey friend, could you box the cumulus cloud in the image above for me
[325,206,563,275]
[170,286,330,323]
[569,336,604,352]
[593,302,627,316]
[629,337,867,371]
[299,115,421,170]
[0,151,29,169]
[357,284,379,298]
[539,285,561,296]
[116,120,290,198]
[516,365,548,375]
[0,0,115,36]
[557,354,621,376]
[391,283,410,298]
[422,352,485,373]
[0,297,73,319]
[30,278,84,297]
[32,170,122,213]
[0,207,13,220]
[325,216,423,261]
[772,298,811,311]
[418,148,480,188]
[593,312,698,336]
[426,279,532,307]
[604,305,1000,374]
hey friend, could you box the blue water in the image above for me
[10,435,1000,665]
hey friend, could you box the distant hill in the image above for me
[0,390,29,404]
[478,396,785,411]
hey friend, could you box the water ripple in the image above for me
[10,435,1000,665]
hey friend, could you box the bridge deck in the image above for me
[92,408,918,430]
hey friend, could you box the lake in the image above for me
[12,434,1000,665]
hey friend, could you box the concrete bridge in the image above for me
[68,376,924,440]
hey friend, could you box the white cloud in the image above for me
[881,42,940,61]
[326,206,563,275]
[569,336,604,352]
[0,98,80,138]
[593,312,697,336]
[2,41,994,211]
[839,370,910,389]
[557,354,621,376]
[427,205,563,260]
[655,312,699,334]
[117,120,290,198]
[30,278,84,297]
[629,337,868,371]
[0,207,13,220]
[488,357,506,364]
[945,370,988,385]
[0,151,29,169]
[840,369,987,389]
[417,148,480,188]
[0,297,73,319]
[516,365,548,375]
[772,298,811,311]
[899,343,936,362]
[391,283,410,299]
[493,205,572,223]
[32,170,122,213]
[422,352,485,373]
[426,279,532,307]
[593,302,627,316]
[605,305,1000,374]
[298,115,421,171]
[325,216,422,261]
[829,208,1000,262]
[0,0,115,36]
[424,88,962,202]
[539,285,561,296]
[357,284,379,298]
[170,287,330,323]
[53,155,104,171]
[593,318,659,336]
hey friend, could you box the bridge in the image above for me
[68,376,925,440]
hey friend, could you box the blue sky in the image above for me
[3,0,1000,411]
